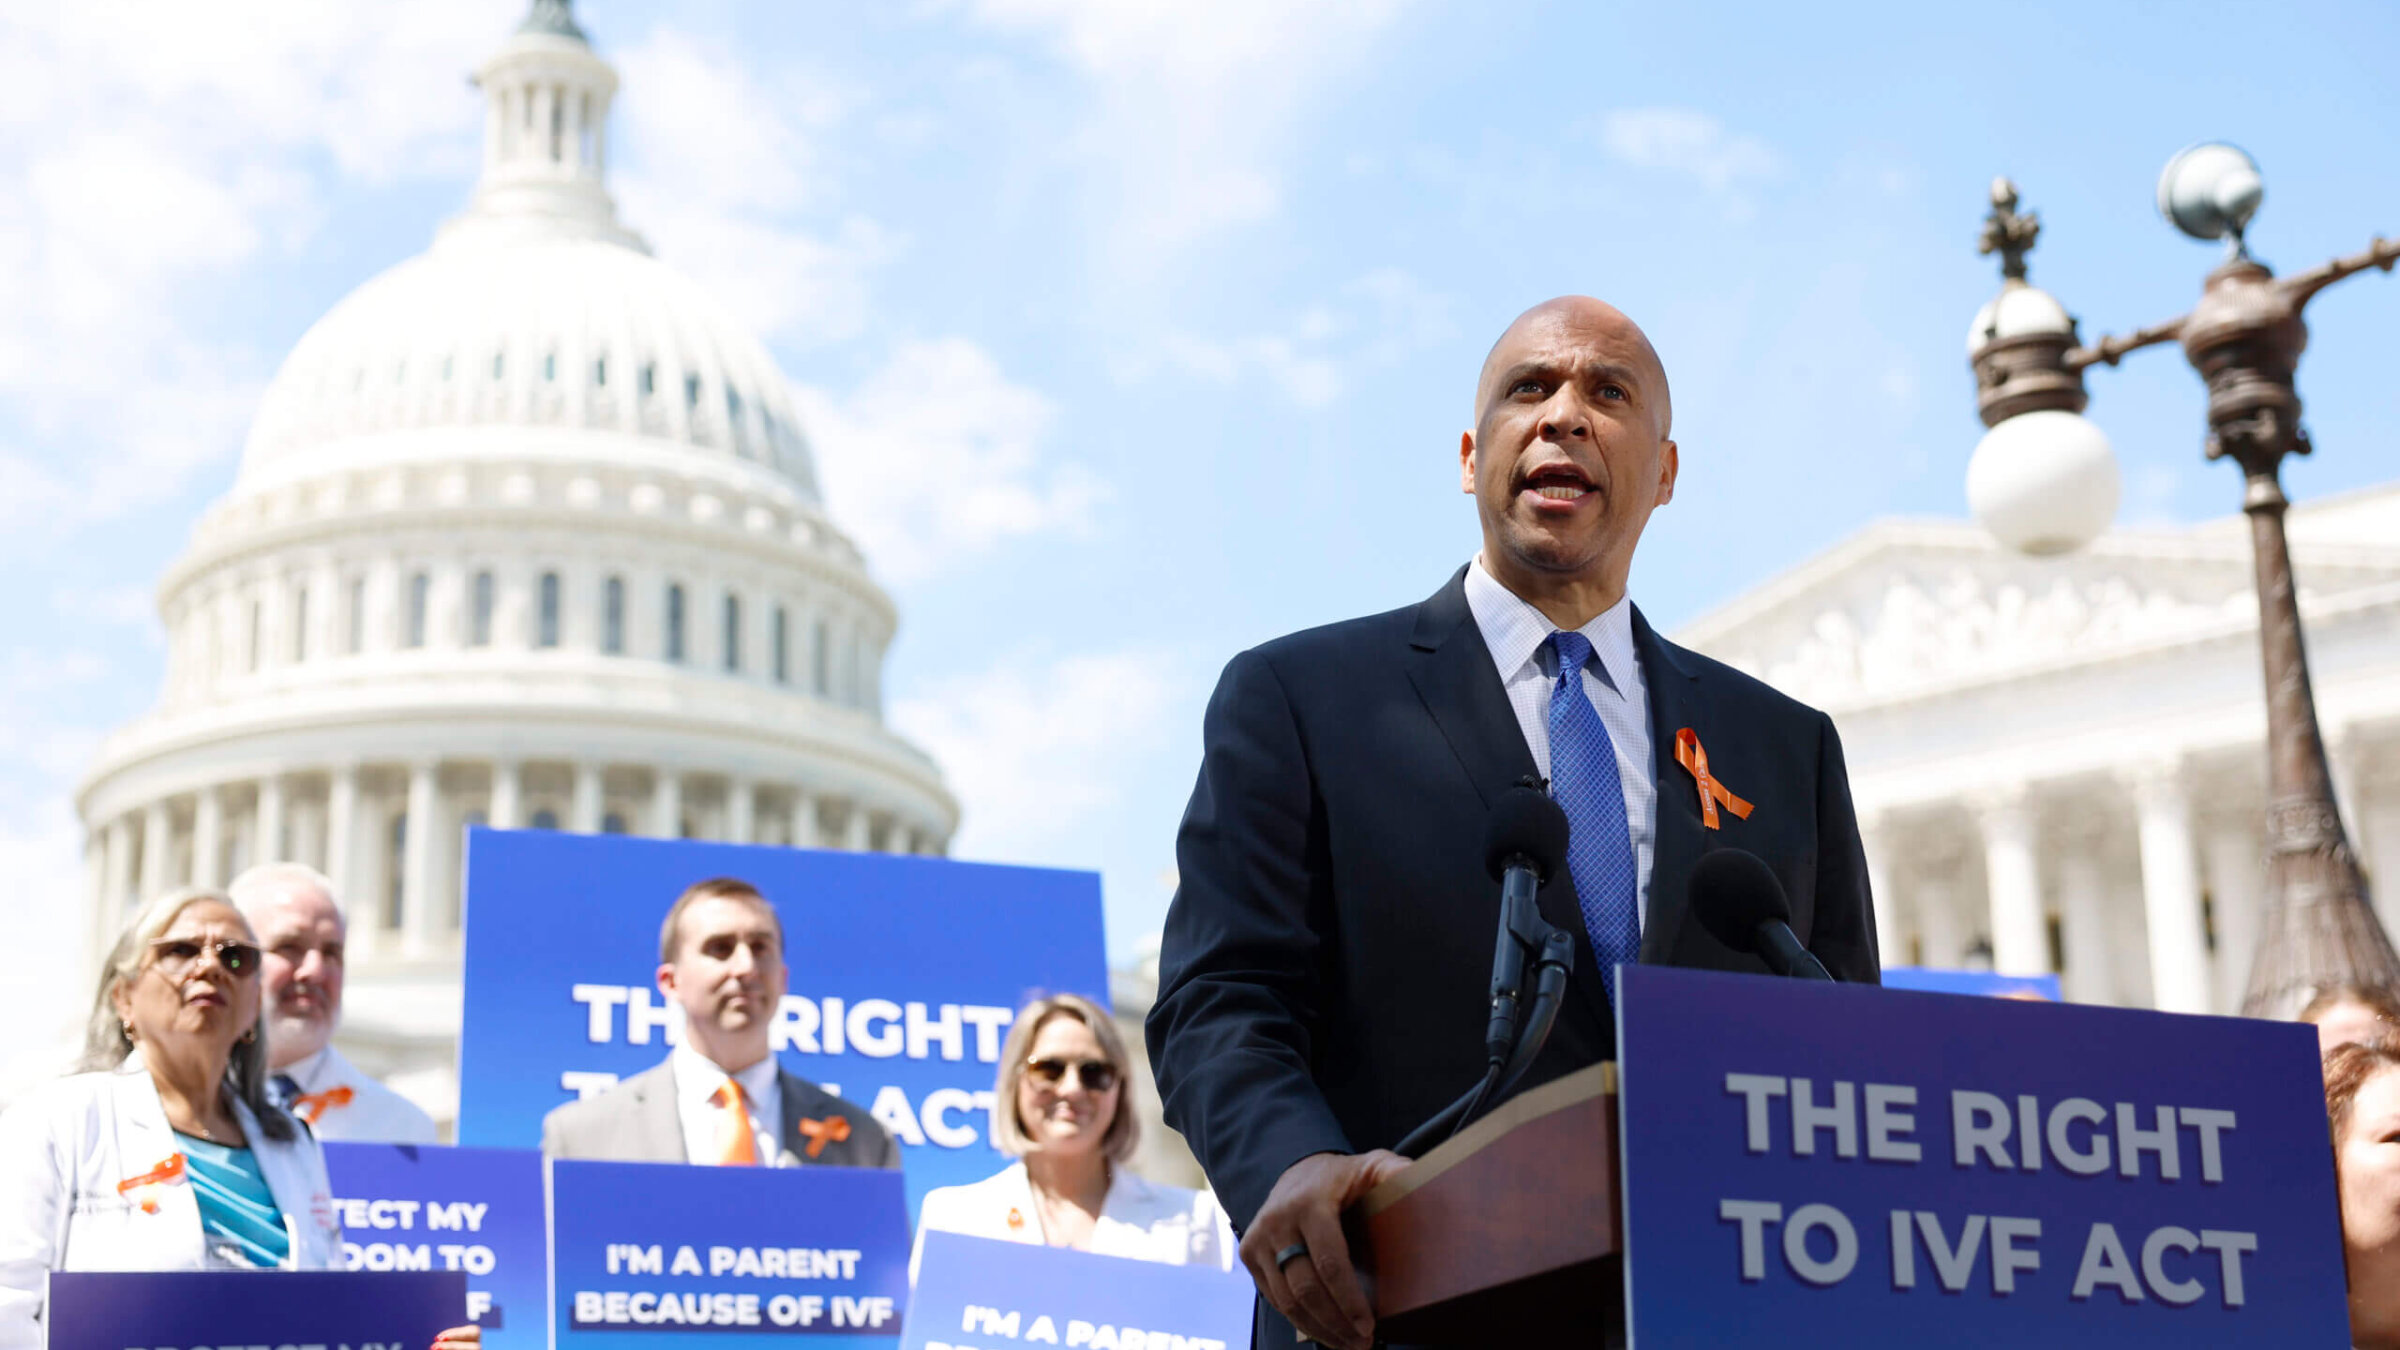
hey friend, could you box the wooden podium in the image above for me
[1348,1062,1622,1345]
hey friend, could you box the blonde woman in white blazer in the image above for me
[910,994,1235,1281]
[0,888,475,1350]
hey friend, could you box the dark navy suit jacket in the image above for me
[1145,567,1880,1298]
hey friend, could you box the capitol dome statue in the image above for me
[73,0,957,1125]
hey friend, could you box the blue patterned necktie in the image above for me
[1546,630,1641,1002]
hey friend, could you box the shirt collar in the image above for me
[282,1046,335,1090]
[1463,556,1637,701]
[672,1039,779,1108]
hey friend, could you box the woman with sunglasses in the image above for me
[0,887,476,1350]
[910,994,1234,1279]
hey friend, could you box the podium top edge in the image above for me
[1360,1061,1616,1218]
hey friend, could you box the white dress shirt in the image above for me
[908,1161,1237,1282]
[275,1045,437,1145]
[670,1042,782,1167]
[1463,557,1657,925]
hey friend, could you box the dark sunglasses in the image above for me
[150,938,262,979]
[1025,1057,1118,1092]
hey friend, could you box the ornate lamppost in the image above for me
[1963,144,2400,1018]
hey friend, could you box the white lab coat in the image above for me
[278,1045,438,1144]
[910,1161,1237,1282]
[0,1053,344,1349]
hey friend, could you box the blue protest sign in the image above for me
[324,1143,548,1345]
[456,829,1109,1213]
[46,1269,464,1350]
[901,1232,1253,1350]
[1615,965,2348,1348]
[1884,967,2063,1001]
[550,1158,912,1348]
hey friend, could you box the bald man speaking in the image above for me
[1146,297,1879,1349]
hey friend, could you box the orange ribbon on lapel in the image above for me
[1675,727,1753,831]
[117,1152,186,1214]
[290,1085,354,1125]
[798,1115,852,1159]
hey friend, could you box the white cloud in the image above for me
[0,2,492,533]
[798,338,1104,583]
[891,647,1183,867]
[966,0,1408,273]
[1597,107,1783,214]
[607,28,892,351]
[1145,268,1453,408]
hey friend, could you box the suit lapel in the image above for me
[632,1063,688,1162]
[1634,606,1706,965]
[776,1071,815,1165]
[1404,568,1614,1030]
[1403,567,1540,809]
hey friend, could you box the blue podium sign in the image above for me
[47,1269,464,1350]
[901,1232,1252,1350]
[324,1143,549,1346]
[1883,967,2062,1001]
[456,830,1109,1214]
[550,1158,912,1348]
[1616,965,2349,1348]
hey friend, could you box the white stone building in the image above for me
[1677,481,2400,1014]
[73,4,956,1125]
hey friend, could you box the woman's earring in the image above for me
[120,1020,135,1043]
[241,1025,258,1045]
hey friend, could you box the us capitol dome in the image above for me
[72,0,957,1125]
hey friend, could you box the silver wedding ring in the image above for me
[1274,1241,1310,1268]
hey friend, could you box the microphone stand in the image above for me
[1393,871,1577,1159]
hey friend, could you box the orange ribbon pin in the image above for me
[798,1115,852,1159]
[290,1085,355,1125]
[117,1152,187,1215]
[1676,727,1753,831]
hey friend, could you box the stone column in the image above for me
[326,766,360,913]
[101,817,132,921]
[490,760,524,831]
[2366,787,2400,940]
[1915,875,1962,970]
[726,778,754,845]
[844,804,872,853]
[1975,789,2048,976]
[1858,814,1906,970]
[190,786,224,889]
[255,775,287,865]
[2054,846,2116,1006]
[788,791,819,849]
[402,763,439,957]
[2201,816,2265,1015]
[651,771,683,839]
[2128,763,2210,1015]
[572,764,604,834]
[139,800,172,902]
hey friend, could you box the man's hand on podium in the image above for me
[1240,1149,1412,1350]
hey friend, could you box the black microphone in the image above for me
[1689,849,1833,981]
[1395,785,1575,1159]
[1481,785,1572,1062]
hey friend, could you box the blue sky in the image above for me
[4,0,2397,1022]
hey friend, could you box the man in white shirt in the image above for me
[540,877,894,1169]
[228,863,439,1144]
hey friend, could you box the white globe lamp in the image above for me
[1966,409,2120,556]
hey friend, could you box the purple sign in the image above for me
[47,1270,464,1350]
[1616,965,2347,1348]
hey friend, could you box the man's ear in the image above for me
[1655,439,1679,507]
[1459,429,1478,495]
[656,963,678,1000]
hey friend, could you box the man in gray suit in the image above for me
[543,876,897,1170]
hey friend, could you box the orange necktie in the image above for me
[710,1081,759,1166]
